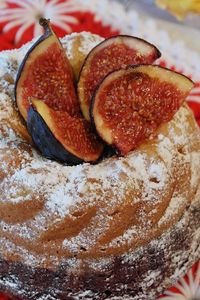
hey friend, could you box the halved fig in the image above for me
[78,35,161,121]
[15,18,79,121]
[27,99,103,164]
[91,65,194,156]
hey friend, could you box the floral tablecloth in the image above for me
[0,0,200,299]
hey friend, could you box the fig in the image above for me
[15,18,79,121]
[78,35,161,121]
[91,65,194,156]
[27,99,103,164]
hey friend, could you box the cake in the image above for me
[0,30,200,300]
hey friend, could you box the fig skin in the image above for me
[78,35,161,121]
[27,98,104,165]
[90,65,194,156]
[27,106,83,165]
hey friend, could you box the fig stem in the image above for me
[39,18,51,33]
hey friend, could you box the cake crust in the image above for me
[0,195,200,300]
[0,32,200,299]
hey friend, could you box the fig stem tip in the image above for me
[39,18,50,28]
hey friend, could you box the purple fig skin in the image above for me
[27,106,84,166]
[27,106,104,165]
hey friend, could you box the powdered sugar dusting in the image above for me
[62,31,103,59]
[0,32,200,300]
[78,31,104,54]
[158,196,187,226]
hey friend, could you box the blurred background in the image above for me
[0,0,200,51]
[122,0,200,52]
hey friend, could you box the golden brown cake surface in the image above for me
[0,32,200,300]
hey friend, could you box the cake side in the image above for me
[0,186,199,300]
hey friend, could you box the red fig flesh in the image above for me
[91,65,194,156]
[15,19,79,120]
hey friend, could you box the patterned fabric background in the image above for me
[0,0,200,299]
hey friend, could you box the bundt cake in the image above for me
[0,30,200,300]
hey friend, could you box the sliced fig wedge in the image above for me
[15,18,79,121]
[91,65,194,156]
[78,35,161,121]
[27,99,103,164]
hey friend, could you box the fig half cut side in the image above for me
[78,35,161,121]
[91,65,194,156]
[27,99,104,164]
[15,18,79,121]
